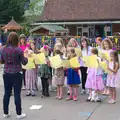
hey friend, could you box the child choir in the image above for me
[21,36,120,104]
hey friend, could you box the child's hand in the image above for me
[46,59,51,66]
[24,48,29,54]
[107,64,110,70]
[24,53,28,58]
[47,61,51,67]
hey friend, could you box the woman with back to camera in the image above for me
[0,32,28,119]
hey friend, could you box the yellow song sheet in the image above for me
[62,60,71,68]
[88,55,98,68]
[49,55,63,69]
[75,48,82,57]
[23,57,35,70]
[69,57,80,68]
[82,56,89,66]
[99,52,109,60]
[99,61,108,73]
[82,55,98,68]
[35,53,46,64]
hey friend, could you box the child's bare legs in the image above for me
[108,87,116,103]
[106,87,110,95]
[66,85,73,100]
[86,88,92,101]
[59,86,63,99]
[73,86,78,101]
[113,88,116,101]
[55,86,60,98]
[103,86,107,94]
[95,90,101,102]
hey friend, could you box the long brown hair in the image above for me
[19,34,26,46]
[110,51,119,68]
[6,32,19,47]
[30,42,38,54]
[80,36,89,53]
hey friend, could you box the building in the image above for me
[32,0,120,38]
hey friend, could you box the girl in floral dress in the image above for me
[101,38,113,95]
[107,51,119,104]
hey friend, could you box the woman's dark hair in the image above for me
[19,34,26,45]
[80,36,89,50]
[6,32,19,47]
[30,42,38,54]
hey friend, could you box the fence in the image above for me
[33,36,120,52]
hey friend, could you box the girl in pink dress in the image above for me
[19,34,28,52]
[107,51,119,104]
[85,48,104,102]
[101,38,113,95]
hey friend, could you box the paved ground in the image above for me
[0,68,120,120]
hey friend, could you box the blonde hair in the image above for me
[53,43,63,56]
[67,47,76,59]
[56,38,64,45]
[55,43,62,49]
[40,47,49,56]
[101,38,113,50]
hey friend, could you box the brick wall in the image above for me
[112,24,120,33]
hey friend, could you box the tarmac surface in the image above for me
[0,67,120,120]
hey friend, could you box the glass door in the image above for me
[82,25,89,37]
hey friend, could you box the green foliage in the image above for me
[0,0,26,24]
[24,0,44,17]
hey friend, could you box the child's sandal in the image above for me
[55,96,59,99]
[58,97,63,100]
[66,96,73,100]
[86,98,91,102]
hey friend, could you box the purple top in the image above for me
[0,45,28,73]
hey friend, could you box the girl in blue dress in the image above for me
[66,48,81,101]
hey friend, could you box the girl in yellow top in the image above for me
[24,50,37,96]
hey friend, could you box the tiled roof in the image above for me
[39,0,120,21]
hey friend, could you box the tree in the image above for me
[0,0,26,24]
[24,0,45,20]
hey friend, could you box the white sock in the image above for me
[92,91,96,100]
[88,96,91,100]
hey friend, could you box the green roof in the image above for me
[30,24,69,33]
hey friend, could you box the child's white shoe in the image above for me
[108,99,116,104]
[95,97,102,102]
[67,90,70,95]
[86,97,91,102]
[3,113,10,118]
[16,113,26,119]
[91,91,96,102]
[81,89,85,95]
